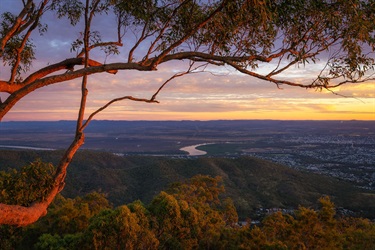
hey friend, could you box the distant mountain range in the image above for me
[1,149,374,219]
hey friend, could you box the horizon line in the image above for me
[2,119,375,122]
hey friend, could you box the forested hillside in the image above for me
[1,171,374,249]
[1,150,374,219]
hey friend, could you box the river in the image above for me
[1,143,209,155]
[0,145,55,151]
[180,143,213,156]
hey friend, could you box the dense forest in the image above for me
[1,150,375,249]
[1,166,374,249]
[1,150,374,219]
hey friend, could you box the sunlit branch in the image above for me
[151,61,202,101]
[0,0,34,55]
[9,0,48,83]
[77,41,123,58]
[226,61,310,88]
[82,63,202,130]
[320,84,367,104]
[81,96,158,131]
[159,51,272,64]
[82,62,206,130]
[326,77,375,89]
[0,127,85,226]
[76,0,91,134]
[2,58,117,92]
[0,62,151,120]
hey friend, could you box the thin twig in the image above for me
[324,87,365,104]
[151,61,205,100]
[81,96,159,130]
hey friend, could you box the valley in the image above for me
[1,150,374,220]
[1,120,374,190]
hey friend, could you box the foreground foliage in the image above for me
[0,163,374,249]
[0,160,55,206]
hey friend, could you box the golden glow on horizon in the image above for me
[2,75,374,121]
[5,97,374,121]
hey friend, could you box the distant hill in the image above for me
[0,149,374,219]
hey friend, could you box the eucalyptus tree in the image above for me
[0,0,374,226]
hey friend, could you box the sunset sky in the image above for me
[1,1,374,121]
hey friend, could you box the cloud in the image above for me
[3,69,374,121]
[1,1,374,121]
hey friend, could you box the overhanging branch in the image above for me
[0,62,151,120]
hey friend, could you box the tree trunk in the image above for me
[0,133,84,226]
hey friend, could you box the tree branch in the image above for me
[10,0,49,83]
[151,61,202,101]
[0,62,151,120]
[226,61,311,88]
[0,0,34,55]
[77,41,123,58]
[81,63,204,130]
[128,19,151,62]
[81,96,158,130]
[150,0,227,69]
[142,1,189,63]
[0,132,84,226]
[0,57,119,94]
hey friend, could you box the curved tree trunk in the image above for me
[0,133,84,226]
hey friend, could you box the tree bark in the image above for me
[0,132,84,226]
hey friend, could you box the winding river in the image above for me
[1,144,211,156]
[180,143,213,156]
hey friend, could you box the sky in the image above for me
[1,0,374,121]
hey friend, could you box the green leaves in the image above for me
[86,205,157,249]
[0,12,36,81]
[50,0,85,26]
[0,160,55,206]
[70,38,83,53]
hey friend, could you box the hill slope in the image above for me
[0,149,374,219]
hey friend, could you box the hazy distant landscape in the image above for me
[1,120,374,190]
